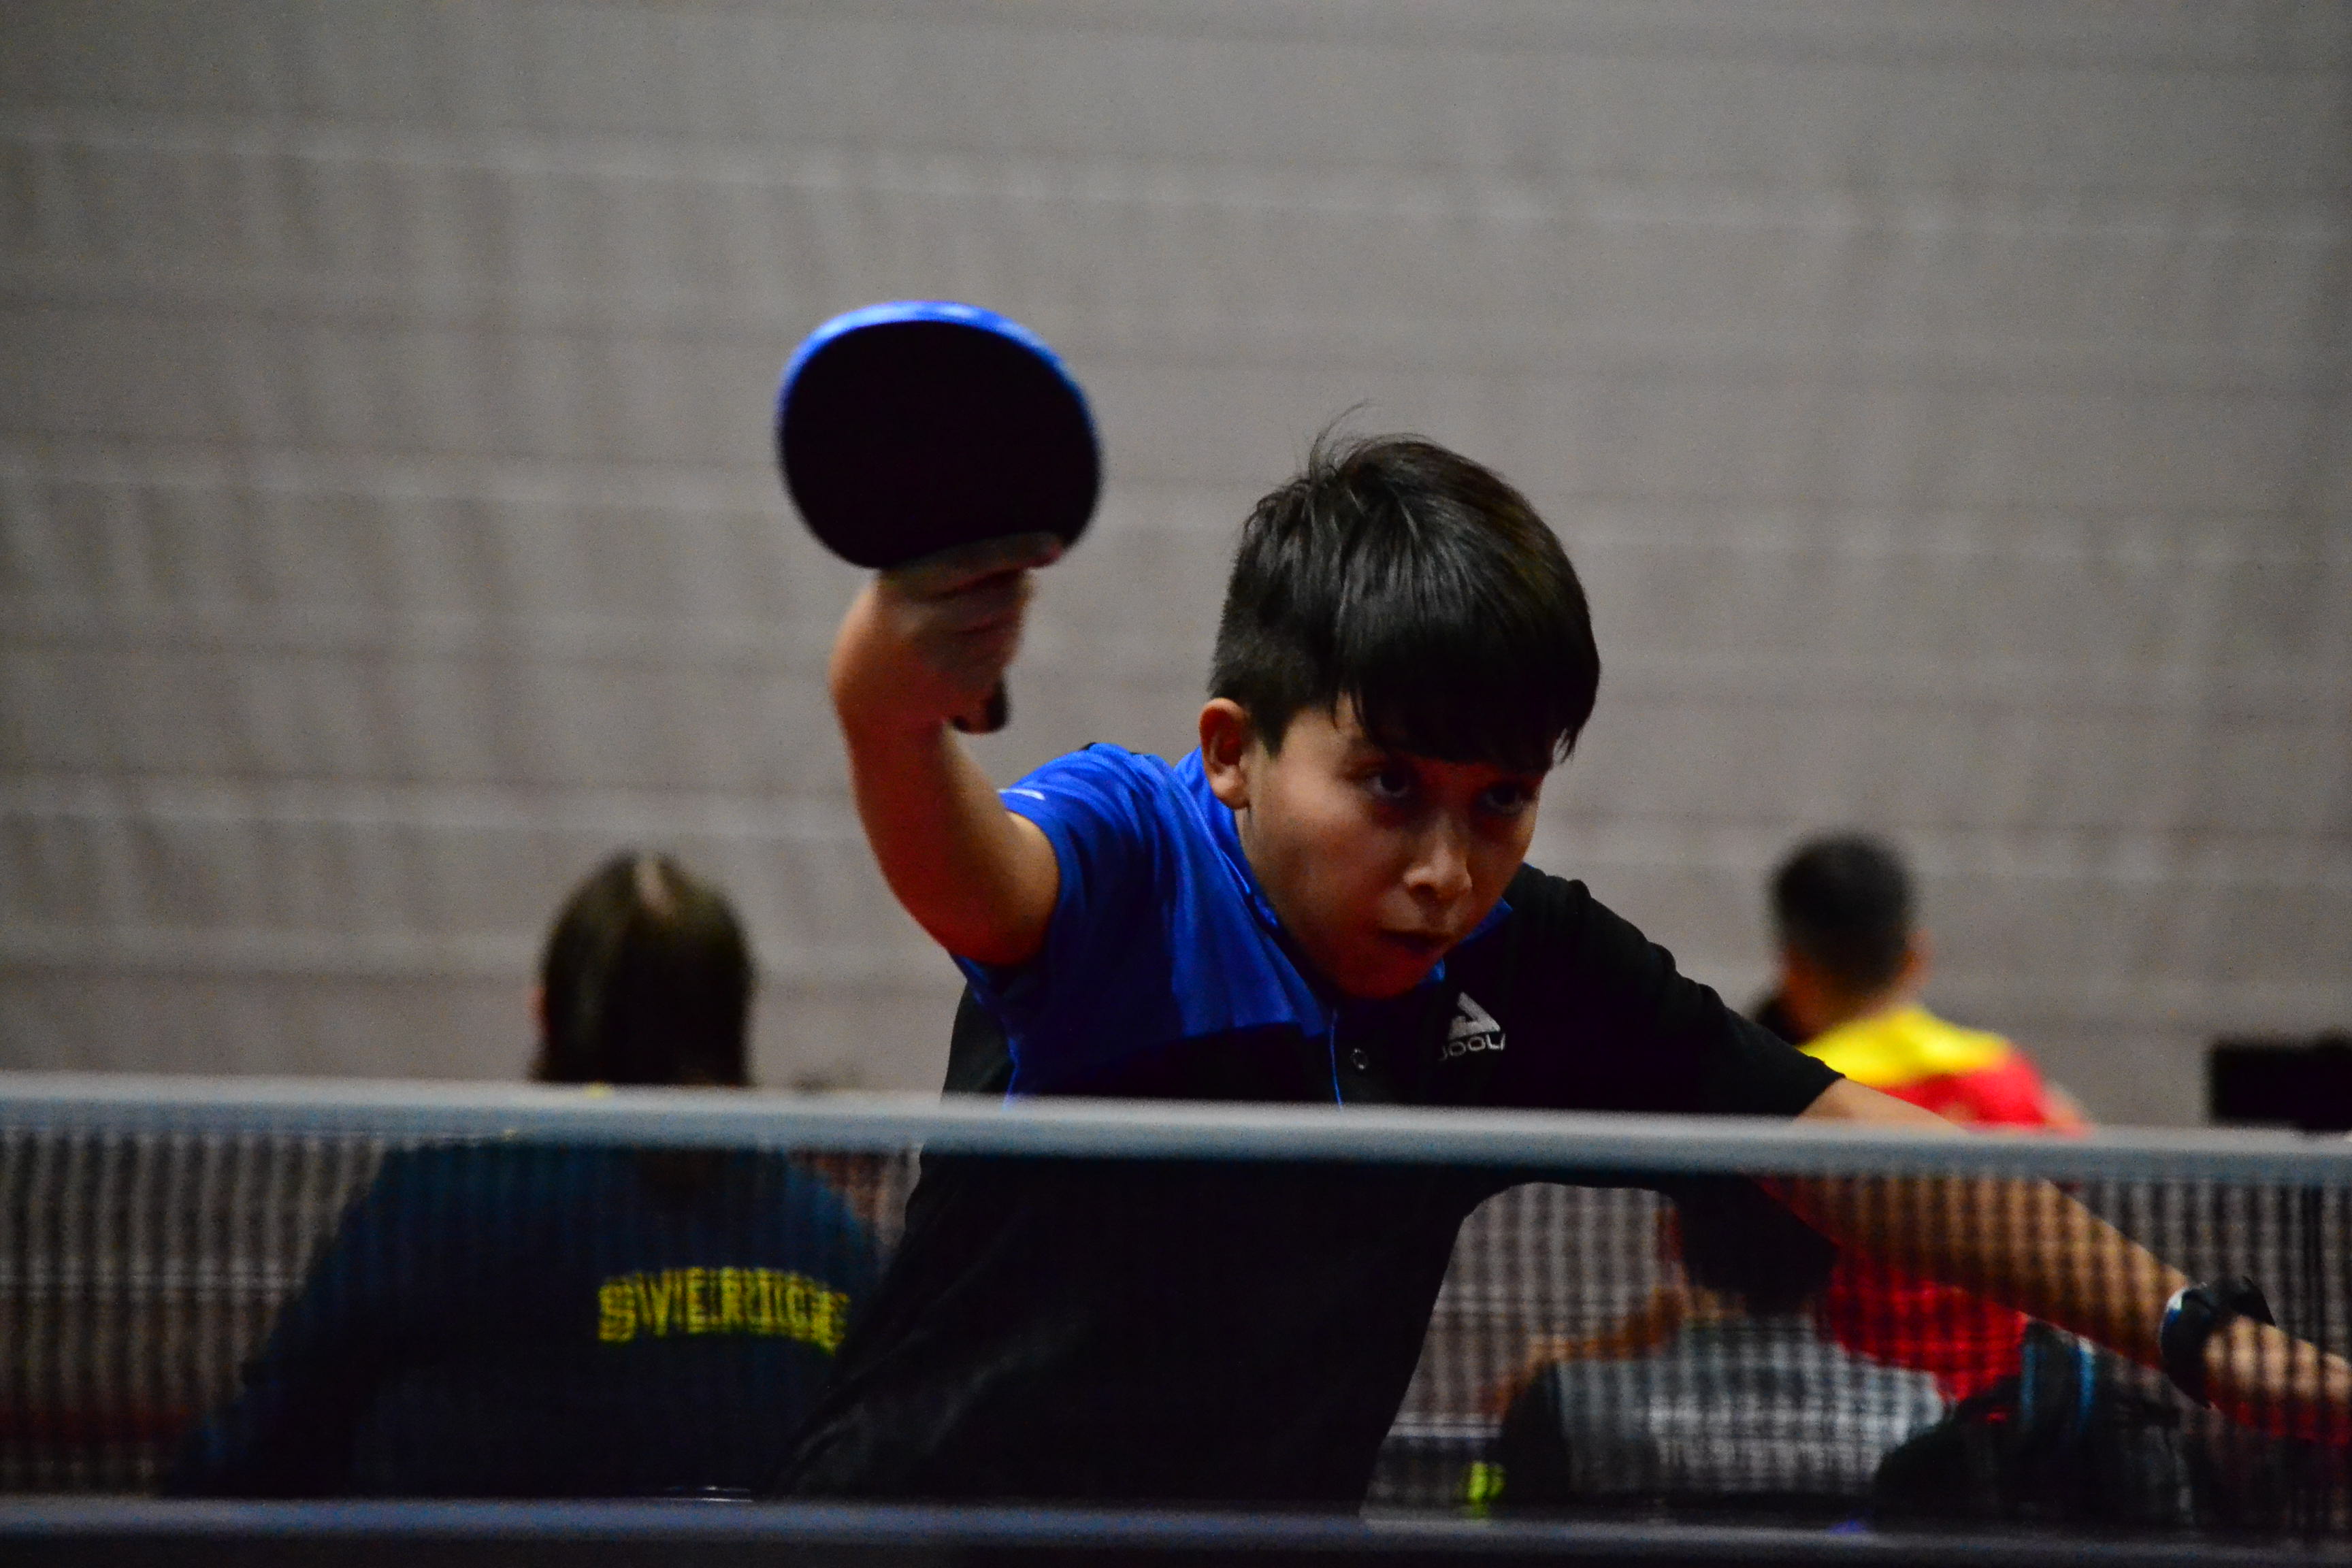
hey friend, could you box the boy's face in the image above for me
[1200,698,1545,999]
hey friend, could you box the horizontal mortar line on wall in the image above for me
[0,927,943,986]
[1100,485,2352,538]
[10,513,2345,572]
[1051,310,2352,391]
[10,272,2342,394]
[0,448,785,512]
[1681,958,2352,1015]
[885,3,2352,71]
[10,282,2346,397]
[1,927,2339,1029]
[14,241,2352,318]
[0,775,870,840]
[5,776,2342,892]
[6,630,2347,719]
[8,600,2351,694]
[6,468,2339,561]
[3,664,2342,732]
[1658,962,2352,1040]
[338,0,2352,72]
[1915,979,2352,1028]
[5,444,2343,535]
[1580,672,2352,720]
[1524,829,2352,893]
[1601,653,2352,697]
[0,599,840,666]
[1576,186,2352,236]
[1533,812,2352,851]
[0,588,2328,649]
[1557,517,2352,566]
[13,126,2346,240]
[7,0,2347,76]
[7,113,2349,222]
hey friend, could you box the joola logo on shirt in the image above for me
[1441,993,1505,1059]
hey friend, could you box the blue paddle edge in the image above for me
[775,299,1099,457]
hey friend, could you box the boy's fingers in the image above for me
[931,618,1025,681]
[920,571,1033,634]
[887,532,1065,600]
[950,683,1011,735]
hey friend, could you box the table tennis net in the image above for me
[3,1083,2348,1541]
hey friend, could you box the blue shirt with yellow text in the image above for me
[172,1143,879,1497]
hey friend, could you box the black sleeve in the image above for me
[943,985,1015,1096]
[1484,864,1841,1118]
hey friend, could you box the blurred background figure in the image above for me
[1752,832,2083,1403]
[1753,833,2086,1131]
[529,851,757,1090]
[1497,1181,1945,1514]
[167,853,879,1498]
[1497,832,2108,1511]
[1740,837,2205,1527]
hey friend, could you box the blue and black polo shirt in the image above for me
[779,745,1837,1504]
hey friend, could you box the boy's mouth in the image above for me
[1377,930,1451,960]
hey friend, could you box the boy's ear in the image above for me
[1198,698,1256,808]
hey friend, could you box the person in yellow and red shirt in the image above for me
[1497,834,2212,1524]
[1754,832,2085,1400]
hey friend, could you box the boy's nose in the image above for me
[1403,817,1475,907]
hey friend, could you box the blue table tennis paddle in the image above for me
[777,302,1100,733]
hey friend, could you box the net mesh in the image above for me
[1385,1177,2351,1531]
[0,1124,918,1496]
[3,1129,387,1492]
[3,1085,2347,1542]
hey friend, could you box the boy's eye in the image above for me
[1480,781,1535,817]
[1365,765,1416,802]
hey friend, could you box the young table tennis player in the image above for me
[780,431,2346,1503]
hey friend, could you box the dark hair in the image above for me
[1771,833,1913,995]
[1209,431,1600,773]
[537,852,754,1088]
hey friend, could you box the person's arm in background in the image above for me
[828,534,1064,966]
[1488,1281,1689,1416]
[1790,1079,2350,1439]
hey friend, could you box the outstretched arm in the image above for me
[828,534,1064,966]
[1791,1079,2351,1439]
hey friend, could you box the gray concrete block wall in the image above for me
[2,1,2346,1120]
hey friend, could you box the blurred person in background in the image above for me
[1753,832,2086,1133]
[167,852,879,1498]
[1754,832,2085,1402]
[1496,1181,1946,1513]
[1497,833,2153,1520]
[1751,836,2203,1528]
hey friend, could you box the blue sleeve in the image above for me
[955,745,1169,1066]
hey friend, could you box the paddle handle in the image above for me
[951,680,1011,735]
